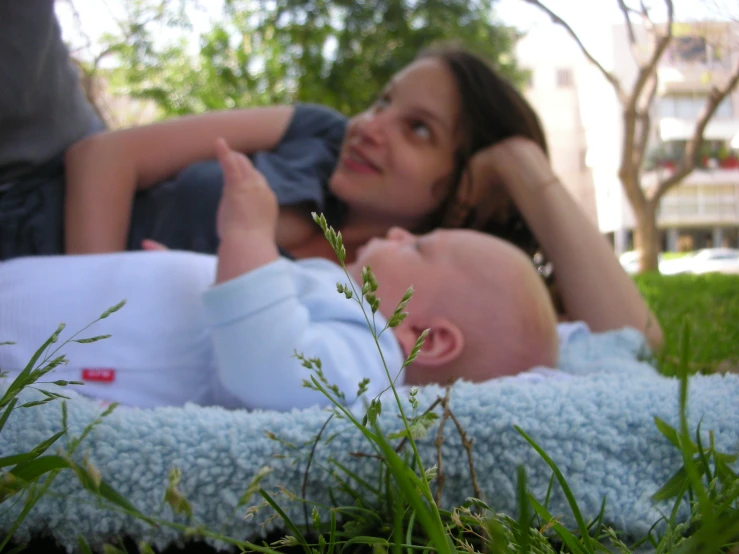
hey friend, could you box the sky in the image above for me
[56,0,736,64]
[494,0,737,59]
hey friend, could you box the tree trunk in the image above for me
[633,206,660,272]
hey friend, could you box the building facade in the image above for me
[516,21,739,253]
[515,28,599,226]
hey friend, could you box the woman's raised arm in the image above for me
[473,137,663,351]
[63,106,295,253]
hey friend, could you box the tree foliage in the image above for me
[93,0,524,118]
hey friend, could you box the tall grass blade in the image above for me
[372,428,451,554]
[0,399,18,434]
[259,489,312,554]
[0,430,66,469]
[529,496,588,554]
[515,426,593,552]
[516,466,531,554]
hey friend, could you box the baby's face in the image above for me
[347,227,487,320]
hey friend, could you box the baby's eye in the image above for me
[373,94,391,111]
[410,120,431,140]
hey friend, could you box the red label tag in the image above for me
[81,369,116,383]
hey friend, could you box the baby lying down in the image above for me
[0,141,560,411]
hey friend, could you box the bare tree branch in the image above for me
[618,115,648,219]
[633,73,659,175]
[654,55,739,199]
[616,0,672,213]
[638,0,656,34]
[627,0,673,115]
[520,0,628,103]
[59,0,93,57]
[617,0,638,48]
[102,0,128,35]
[664,0,675,28]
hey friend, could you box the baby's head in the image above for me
[347,228,558,386]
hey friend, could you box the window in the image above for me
[715,97,733,118]
[659,94,733,119]
[676,96,705,119]
[669,36,708,64]
[556,68,573,88]
[660,97,677,118]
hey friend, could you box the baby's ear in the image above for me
[395,317,464,378]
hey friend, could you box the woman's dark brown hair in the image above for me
[419,45,563,312]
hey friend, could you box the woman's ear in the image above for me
[394,317,464,368]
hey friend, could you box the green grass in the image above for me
[635,272,739,376]
[659,251,693,261]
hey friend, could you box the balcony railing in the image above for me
[643,167,739,187]
[658,193,739,225]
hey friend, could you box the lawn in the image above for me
[635,272,739,376]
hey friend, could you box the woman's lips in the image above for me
[342,149,381,174]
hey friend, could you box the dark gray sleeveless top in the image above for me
[0,103,348,259]
[127,103,349,254]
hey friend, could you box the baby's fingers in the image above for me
[141,239,169,251]
[215,137,251,187]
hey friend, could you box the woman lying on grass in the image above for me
[0,139,563,410]
[2,25,661,349]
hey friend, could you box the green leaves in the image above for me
[164,467,192,519]
[386,287,413,328]
[387,412,439,440]
[73,335,113,344]
[403,329,429,368]
[652,417,738,503]
[363,398,382,427]
[361,266,379,295]
[98,0,525,120]
[238,466,274,507]
[0,430,66,470]
[336,283,353,299]
[100,300,126,320]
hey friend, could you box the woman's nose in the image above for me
[354,109,389,145]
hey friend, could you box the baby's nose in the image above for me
[387,227,414,243]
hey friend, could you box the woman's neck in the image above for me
[289,207,425,264]
[340,207,424,243]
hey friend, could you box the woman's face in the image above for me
[329,58,462,229]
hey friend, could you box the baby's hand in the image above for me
[215,137,278,243]
[141,239,169,251]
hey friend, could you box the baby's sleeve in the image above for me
[203,259,402,411]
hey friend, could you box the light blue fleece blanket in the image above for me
[1,327,738,552]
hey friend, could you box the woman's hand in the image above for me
[450,138,557,231]
[465,137,663,350]
[467,137,558,204]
